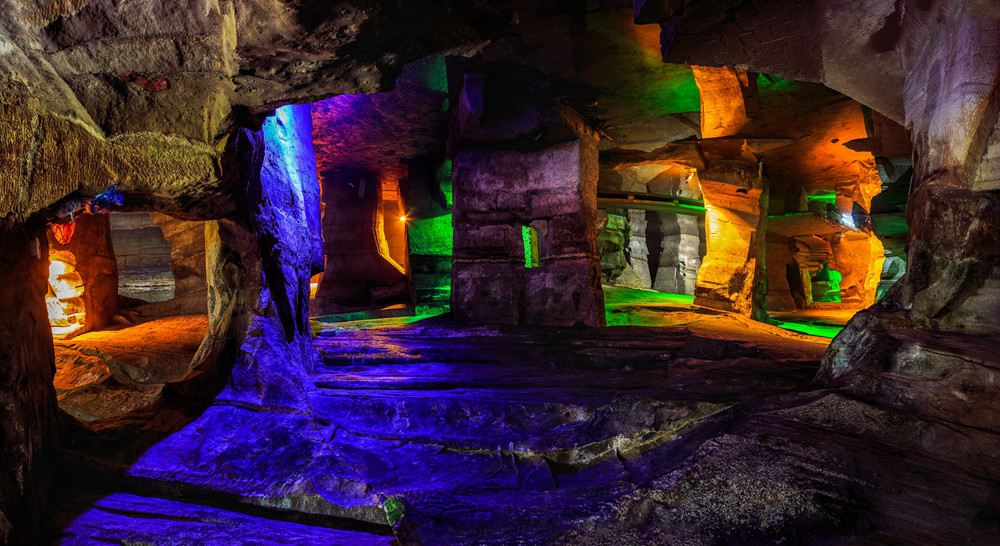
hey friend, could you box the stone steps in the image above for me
[55,491,394,545]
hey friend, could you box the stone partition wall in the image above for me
[452,136,604,327]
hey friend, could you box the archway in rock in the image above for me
[46,209,210,427]
[308,59,456,321]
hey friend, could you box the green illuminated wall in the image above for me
[408,160,453,310]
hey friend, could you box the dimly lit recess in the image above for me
[2,2,999,545]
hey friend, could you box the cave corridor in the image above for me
[1,1,1000,545]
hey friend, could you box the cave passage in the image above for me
[44,210,210,427]
[1,2,998,546]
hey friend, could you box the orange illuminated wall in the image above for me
[46,250,86,337]
[377,179,408,274]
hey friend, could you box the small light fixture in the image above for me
[399,215,408,223]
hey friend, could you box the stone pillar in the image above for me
[691,65,756,138]
[693,162,767,316]
[830,231,885,307]
[690,66,768,318]
[313,168,411,313]
[650,212,703,295]
[597,209,654,290]
[452,130,604,327]
[169,104,320,404]
[0,223,57,545]
[403,158,454,310]
[448,66,604,326]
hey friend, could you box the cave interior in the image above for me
[1,1,999,544]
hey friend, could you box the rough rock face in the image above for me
[0,224,56,545]
[48,213,119,335]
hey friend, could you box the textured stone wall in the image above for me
[48,213,119,335]
[0,224,57,545]
[650,212,704,295]
[453,136,604,327]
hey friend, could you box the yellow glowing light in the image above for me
[46,255,86,337]
[399,215,408,223]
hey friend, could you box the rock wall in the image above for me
[110,213,172,270]
[0,224,57,545]
[151,214,208,314]
[48,213,119,335]
[452,126,604,327]
[111,212,208,315]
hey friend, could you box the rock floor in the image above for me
[54,315,207,425]
[50,311,1000,544]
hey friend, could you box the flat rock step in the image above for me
[56,492,395,545]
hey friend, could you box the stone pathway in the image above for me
[53,313,1000,544]
[54,314,826,544]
